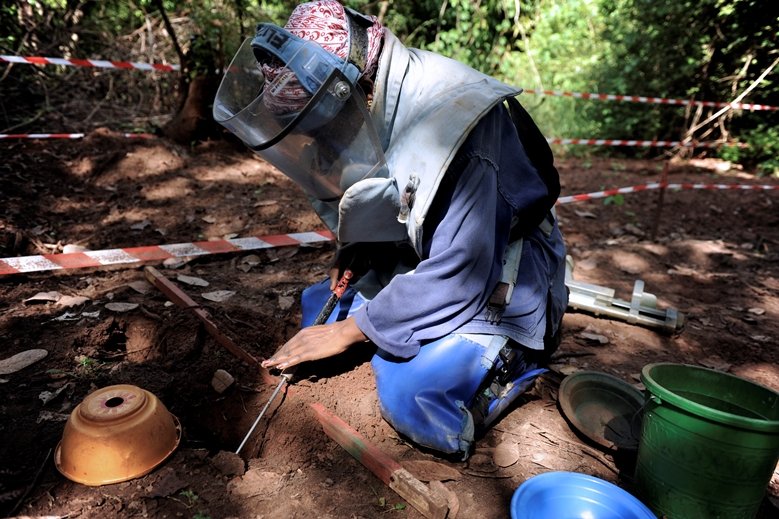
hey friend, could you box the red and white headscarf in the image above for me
[261,0,384,114]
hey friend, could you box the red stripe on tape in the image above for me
[0,261,19,276]
[111,60,134,69]
[260,234,303,246]
[315,229,336,239]
[193,240,239,254]
[125,245,174,262]
[45,252,101,269]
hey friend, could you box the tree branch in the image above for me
[682,56,779,144]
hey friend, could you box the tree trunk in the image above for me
[162,74,221,144]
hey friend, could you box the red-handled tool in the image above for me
[235,269,353,454]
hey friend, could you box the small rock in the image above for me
[211,369,235,394]
[579,332,609,345]
[0,349,49,375]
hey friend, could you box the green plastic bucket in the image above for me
[634,363,779,519]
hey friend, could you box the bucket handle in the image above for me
[630,394,659,427]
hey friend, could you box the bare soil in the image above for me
[1,131,778,519]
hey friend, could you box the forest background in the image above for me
[1,0,777,175]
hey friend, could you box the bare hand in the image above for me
[260,317,368,371]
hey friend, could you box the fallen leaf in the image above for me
[36,410,70,423]
[557,365,580,376]
[241,255,262,266]
[202,215,217,224]
[574,210,597,219]
[130,219,151,230]
[202,290,235,302]
[0,349,49,375]
[105,302,139,312]
[493,442,520,467]
[127,280,152,294]
[237,255,262,273]
[699,356,731,372]
[39,383,71,405]
[266,248,298,262]
[56,295,90,308]
[577,258,598,271]
[49,311,82,322]
[747,307,766,316]
[176,274,209,287]
[24,291,62,304]
[401,460,462,482]
[278,295,295,310]
[62,244,89,253]
[163,257,193,269]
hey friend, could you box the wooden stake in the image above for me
[310,402,450,519]
[143,266,261,367]
[651,161,670,241]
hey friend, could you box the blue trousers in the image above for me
[301,278,546,457]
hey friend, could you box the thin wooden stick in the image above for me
[310,403,450,519]
[143,266,261,367]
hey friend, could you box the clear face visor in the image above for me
[213,27,387,201]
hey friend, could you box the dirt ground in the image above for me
[1,131,778,519]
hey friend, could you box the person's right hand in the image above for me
[260,317,368,371]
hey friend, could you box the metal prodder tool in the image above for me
[564,255,685,333]
[235,269,354,455]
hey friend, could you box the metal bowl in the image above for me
[55,384,181,486]
[558,371,644,452]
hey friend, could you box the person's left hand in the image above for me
[260,317,368,371]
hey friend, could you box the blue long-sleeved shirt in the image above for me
[353,104,568,358]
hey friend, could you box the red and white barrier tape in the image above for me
[1,55,178,72]
[556,182,779,205]
[524,89,778,112]
[0,133,154,140]
[0,133,744,148]
[2,183,777,276]
[547,138,748,148]
[0,230,334,276]
[4,54,775,112]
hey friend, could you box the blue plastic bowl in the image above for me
[510,471,656,519]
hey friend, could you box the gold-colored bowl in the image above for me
[54,384,181,486]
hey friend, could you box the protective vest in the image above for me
[309,30,520,256]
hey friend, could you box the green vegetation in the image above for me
[1,0,776,172]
